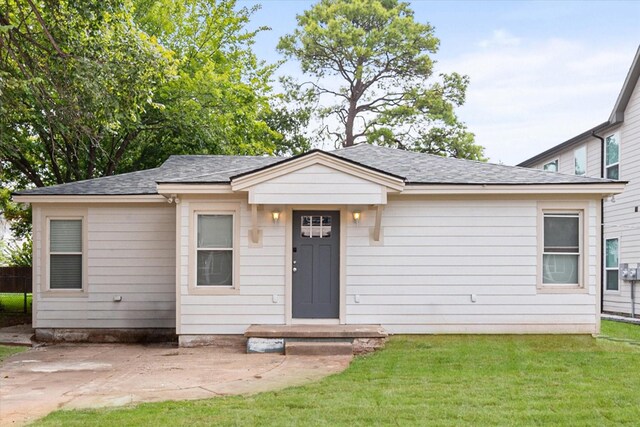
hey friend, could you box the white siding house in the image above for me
[15,144,624,344]
[519,46,640,318]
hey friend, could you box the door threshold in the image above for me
[291,318,340,325]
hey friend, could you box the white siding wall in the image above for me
[531,76,640,317]
[177,196,599,335]
[33,205,176,329]
[345,198,599,334]
[249,164,386,205]
[603,76,640,316]
[178,199,286,334]
[534,137,605,178]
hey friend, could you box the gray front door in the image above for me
[292,211,340,318]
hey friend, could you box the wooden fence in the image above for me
[0,266,32,293]
[0,266,32,313]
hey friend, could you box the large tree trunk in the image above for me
[344,99,357,147]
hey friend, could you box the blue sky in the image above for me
[237,0,640,164]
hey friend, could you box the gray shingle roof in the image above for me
[15,144,619,196]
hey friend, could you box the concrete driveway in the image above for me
[0,343,351,426]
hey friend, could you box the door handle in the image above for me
[293,267,297,273]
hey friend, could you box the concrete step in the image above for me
[245,324,387,339]
[285,341,353,356]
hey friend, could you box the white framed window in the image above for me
[605,238,619,291]
[574,146,587,176]
[543,159,559,172]
[605,133,620,179]
[196,214,234,287]
[47,218,83,290]
[188,202,241,295]
[537,202,588,293]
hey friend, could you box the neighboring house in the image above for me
[13,144,624,345]
[519,46,640,318]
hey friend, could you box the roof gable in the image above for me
[230,150,406,192]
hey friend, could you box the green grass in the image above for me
[0,345,26,362]
[0,292,32,313]
[35,320,640,426]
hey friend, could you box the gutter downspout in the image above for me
[592,131,605,314]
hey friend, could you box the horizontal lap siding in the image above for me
[604,77,640,316]
[345,199,598,333]
[179,199,286,334]
[35,205,176,329]
[250,164,384,205]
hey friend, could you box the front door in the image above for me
[292,211,340,318]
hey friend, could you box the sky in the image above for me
[236,0,640,165]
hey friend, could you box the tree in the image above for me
[277,0,485,160]
[0,0,175,186]
[125,0,283,171]
[2,0,312,239]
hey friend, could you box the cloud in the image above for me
[477,30,521,48]
[437,36,637,165]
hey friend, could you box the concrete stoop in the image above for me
[285,341,353,356]
[245,324,388,355]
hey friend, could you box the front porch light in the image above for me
[272,210,281,223]
[352,210,361,224]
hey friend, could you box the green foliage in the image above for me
[0,188,31,239]
[278,0,485,160]
[1,0,310,234]
[34,321,640,426]
[261,84,313,156]
[124,0,283,171]
[0,0,302,184]
[0,238,32,267]
[0,0,175,186]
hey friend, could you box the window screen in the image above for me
[543,160,558,172]
[542,213,580,285]
[605,238,619,291]
[605,134,619,179]
[574,146,586,176]
[197,214,233,286]
[50,219,82,289]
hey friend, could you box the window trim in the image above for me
[536,201,589,294]
[188,202,241,295]
[41,208,88,297]
[543,159,559,173]
[604,237,620,293]
[605,132,620,179]
[574,146,587,176]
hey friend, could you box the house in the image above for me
[518,46,640,319]
[13,144,625,347]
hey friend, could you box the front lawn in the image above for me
[35,320,640,426]
[0,345,27,362]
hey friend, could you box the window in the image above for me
[537,202,589,293]
[605,238,619,291]
[196,214,234,287]
[301,215,332,238]
[543,159,559,172]
[605,133,619,179]
[49,219,83,290]
[542,213,581,286]
[574,146,587,176]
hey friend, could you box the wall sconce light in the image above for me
[352,210,361,224]
[272,210,280,223]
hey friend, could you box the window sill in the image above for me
[536,285,589,294]
[187,285,240,295]
[41,290,88,298]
